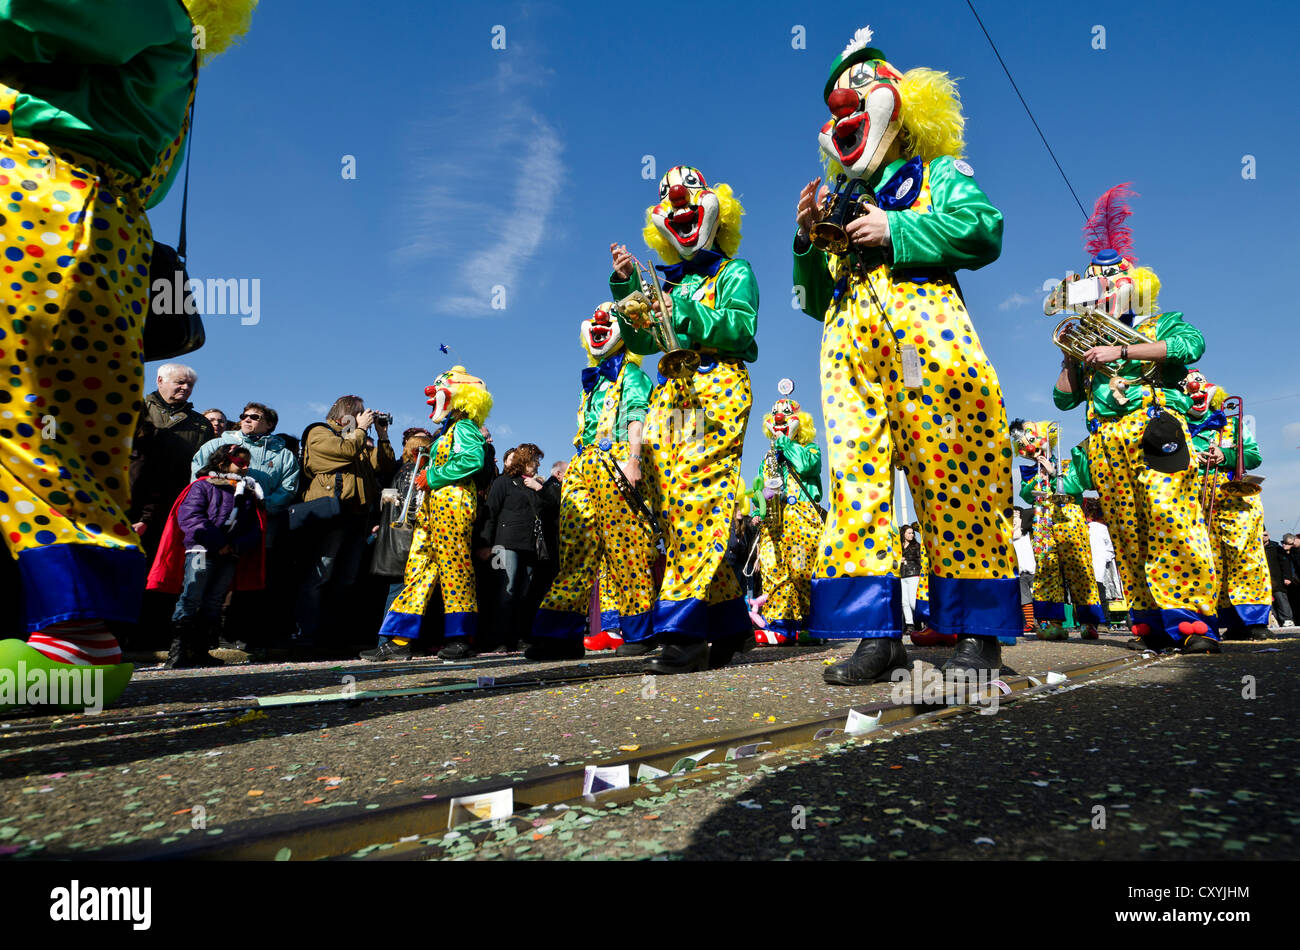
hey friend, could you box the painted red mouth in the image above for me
[832,114,867,164]
[665,206,703,245]
[1191,392,1209,412]
[589,326,612,348]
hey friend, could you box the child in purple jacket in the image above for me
[163,445,265,668]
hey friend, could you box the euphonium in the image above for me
[1045,276,1157,391]
[611,254,700,379]
[1219,395,1264,499]
[760,446,785,533]
[809,173,877,256]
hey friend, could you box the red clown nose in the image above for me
[828,87,859,118]
[668,184,689,207]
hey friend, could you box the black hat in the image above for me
[1141,411,1190,474]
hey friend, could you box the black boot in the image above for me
[645,638,710,674]
[707,632,751,669]
[437,638,477,661]
[616,635,659,657]
[1181,634,1222,654]
[523,638,586,661]
[165,618,222,670]
[359,639,413,662]
[823,638,910,686]
[940,635,1001,677]
[1246,624,1271,641]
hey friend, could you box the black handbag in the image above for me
[532,515,551,562]
[143,90,205,362]
[287,472,343,532]
[372,499,415,577]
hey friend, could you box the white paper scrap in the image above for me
[447,787,514,827]
[845,708,882,736]
[582,764,630,795]
[1045,671,1067,685]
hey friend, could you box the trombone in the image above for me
[1197,395,1263,523]
[391,447,429,528]
[611,253,700,379]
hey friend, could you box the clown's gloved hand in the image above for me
[415,469,430,492]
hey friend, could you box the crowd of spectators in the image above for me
[119,363,568,667]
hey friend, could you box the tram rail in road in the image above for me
[100,651,1164,861]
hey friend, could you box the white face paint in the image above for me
[582,307,623,360]
[819,59,902,181]
[650,165,721,260]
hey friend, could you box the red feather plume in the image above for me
[1082,183,1139,262]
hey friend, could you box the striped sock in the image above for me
[28,620,122,666]
[1021,603,1035,632]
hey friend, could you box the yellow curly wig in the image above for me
[642,182,745,265]
[182,0,258,65]
[437,366,493,426]
[1129,266,1161,315]
[763,408,816,444]
[822,67,966,179]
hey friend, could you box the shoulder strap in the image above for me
[177,92,193,259]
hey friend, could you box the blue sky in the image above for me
[150,0,1300,531]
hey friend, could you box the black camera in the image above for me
[372,411,393,427]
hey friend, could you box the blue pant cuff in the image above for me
[20,543,146,632]
[531,608,586,641]
[929,575,1021,637]
[809,575,901,639]
[1033,600,1065,622]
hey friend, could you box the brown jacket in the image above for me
[301,421,397,513]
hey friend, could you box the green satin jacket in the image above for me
[424,419,485,491]
[608,255,758,364]
[792,154,1003,321]
[0,0,194,201]
[749,436,823,517]
[1019,459,1083,505]
[1189,414,1262,474]
[1052,312,1205,420]
[577,358,653,447]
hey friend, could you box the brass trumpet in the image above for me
[1219,395,1264,499]
[611,254,700,379]
[809,174,877,255]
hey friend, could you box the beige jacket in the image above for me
[302,421,397,513]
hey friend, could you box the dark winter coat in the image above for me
[480,474,544,552]
[129,391,212,536]
[901,538,922,578]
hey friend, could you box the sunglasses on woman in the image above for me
[240,412,262,421]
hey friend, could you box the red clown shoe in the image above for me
[910,628,958,647]
[583,630,624,652]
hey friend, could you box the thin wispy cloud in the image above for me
[397,59,564,318]
[999,291,1035,311]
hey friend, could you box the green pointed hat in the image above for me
[824,26,888,101]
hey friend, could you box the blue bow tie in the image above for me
[655,247,726,287]
[1187,408,1227,438]
[1018,463,1039,483]
[582,353,624,393]
[874,155,925,210]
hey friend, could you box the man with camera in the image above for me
[293,395,397,651]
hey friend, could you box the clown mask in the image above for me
[651,165,720,261]
[424,366,485,424]
[582,304,623,361]
[1010,420,1055,460]
[820,56,903,182]
[1179,370,1220,420]
[1083,250,1137,321]
[765,399,802,441]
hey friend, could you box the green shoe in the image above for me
[0,639,133,713]
[1036,623,1068,642]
